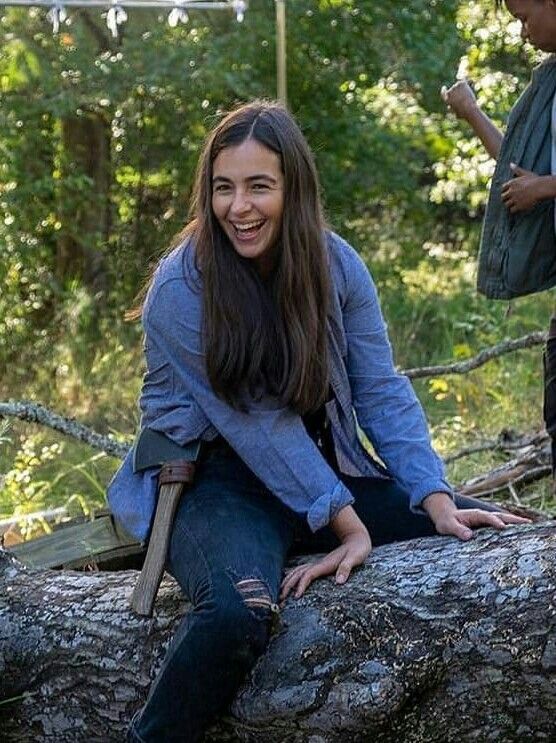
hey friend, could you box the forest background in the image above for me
[1,0,553,538]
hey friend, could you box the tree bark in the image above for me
[57,113,111,295]
[1,523,555,742]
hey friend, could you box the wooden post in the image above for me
[275,0,287,106]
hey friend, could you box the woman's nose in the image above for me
[230,190,251,215]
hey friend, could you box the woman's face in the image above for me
[211,138,285,277]
[505,0,556,52]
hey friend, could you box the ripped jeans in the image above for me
[128,442,498,742]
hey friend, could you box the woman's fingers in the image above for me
[435,508,532,541]
[501,189,516,212]
[280,548,349,599]
[280,563,313,598]
[280,561,325,599]
[460,509,530,530]
[280,531,372,600]
[498,512,531,524]
[285,562,331,599]
[335,557,354,585]
[295,565,323,597]
[435,513,473,541]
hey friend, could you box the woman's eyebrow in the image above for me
[212,173,279,184]
[245,174,278,183]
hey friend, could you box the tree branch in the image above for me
[445,430,550,464]
[0,401,129,460]
[402,331,546,379]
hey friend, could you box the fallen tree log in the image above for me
[1,523,556,742]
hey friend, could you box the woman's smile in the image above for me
[231,218,267,241]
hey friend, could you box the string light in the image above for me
[168,3,189,27]
[232,0,245,23]
[2,0,285,111]
[5,1,252,41]
[106,1,128,38]
[46,2,67,33]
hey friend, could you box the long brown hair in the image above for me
[135,101,331,414]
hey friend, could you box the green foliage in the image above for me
[0,428,116,538]
[1,0,554,530]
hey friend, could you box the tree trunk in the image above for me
[1,523,556,742]
[57,113,111,295]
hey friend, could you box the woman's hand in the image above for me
[423,492,531,541]
[280,506,371,600]
[441,80,479,121]
[501,164,556,213]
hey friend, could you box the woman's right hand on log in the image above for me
[441,80,479,121]
[280,506,371,600]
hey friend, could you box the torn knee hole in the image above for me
[235,578,277,611]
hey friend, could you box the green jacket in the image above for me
[478,56,556,299]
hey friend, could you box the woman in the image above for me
[108,100,526,742]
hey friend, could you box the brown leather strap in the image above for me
[159,460,196,486]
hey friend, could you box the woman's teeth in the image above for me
[234,220,265,233]
[233,220,265,239]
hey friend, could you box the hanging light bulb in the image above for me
[168,5,189,27]
[106,2,128,39]
[232,0,246,23]
[46,3,67,34]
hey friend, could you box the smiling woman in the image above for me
[107,100,528,743]
[211,140,284,275]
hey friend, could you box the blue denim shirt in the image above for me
[108,231,452,541]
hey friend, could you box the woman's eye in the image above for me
[214,184,231,193]
[252,183,269,191]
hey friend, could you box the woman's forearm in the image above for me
[330,504,368,540]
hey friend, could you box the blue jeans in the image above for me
[129,443,497,742]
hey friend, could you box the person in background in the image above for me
[109,100,528,743]
[442,0,556,473]
[442,1,556,215]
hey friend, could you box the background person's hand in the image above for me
[441,80,479,121]
[423,492,531,541]
[502,163,545,213]
[280,505,371,600]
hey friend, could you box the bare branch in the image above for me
[458,464,552,499]
[445,430,550,463]
[0,401,130,459]
[444,439,500,463]
[402,331,547,379]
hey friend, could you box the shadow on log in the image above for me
[1,524,556,742]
